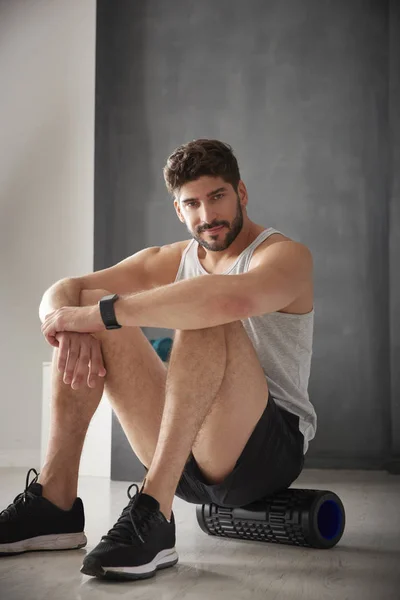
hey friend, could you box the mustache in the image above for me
[198,221,229,233]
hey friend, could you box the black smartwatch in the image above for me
[99,293,122,329]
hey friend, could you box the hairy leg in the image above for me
[191,320,269,483]
[39,289,268,523]
[39,289,167,509]
[143,321,269,518]
[39,347,104,510]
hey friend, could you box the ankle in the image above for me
[38,473,77,511]
[142,483,172,521]
[154,502,172,521]
[41,486,77,511]
[154,505,171,522]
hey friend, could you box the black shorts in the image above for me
[143,393,305,508]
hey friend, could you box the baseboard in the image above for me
[0,449,40,468]
[384,458,400,474]
[304,455,400,472]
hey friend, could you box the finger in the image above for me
[42,321,58,344]
[57,335,70,373]
[71,341,91,390]
[87,358,103,389]
[41,317,54,335]
[42,311,62,338]
[64,336,80,385]
[72,352,90,391]
[88,340,106,387]
[87,359,96,388]
[42,320,58,347]
[45,333,59,348]
[92,338,107,377]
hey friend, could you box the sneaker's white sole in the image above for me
[81,547,179,580]
[0,532,87,555]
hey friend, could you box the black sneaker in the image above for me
[81,480,178,580]
[0,468,87,556]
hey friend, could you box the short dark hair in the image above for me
[163,139,241,197]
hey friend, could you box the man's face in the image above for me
[174,176,246,252]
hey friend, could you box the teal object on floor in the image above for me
[150,337,173,362]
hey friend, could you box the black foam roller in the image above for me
[196,488,345,549]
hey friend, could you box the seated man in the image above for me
[0,139,317,581]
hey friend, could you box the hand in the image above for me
[41,305,105,347]
[54,332,107,390]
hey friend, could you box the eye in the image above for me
[186,201,197,208]
[214,194,224,200]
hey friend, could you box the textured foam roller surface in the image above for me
[196,488,346,549]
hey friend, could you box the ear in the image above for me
[237,180,248,208]
[174,199,186,223]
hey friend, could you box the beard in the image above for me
[187,196,244,252]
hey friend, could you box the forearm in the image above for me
[39,278,82,323]
[114,275,252,330]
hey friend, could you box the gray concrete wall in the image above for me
[94,0,399,480]
[389,0,400,469]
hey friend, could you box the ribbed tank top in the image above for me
[174,227,317,454]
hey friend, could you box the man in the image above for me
[0,139,317,580]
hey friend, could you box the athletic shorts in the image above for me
[142,393,305,508]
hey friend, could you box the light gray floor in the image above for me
[0,467,399,600]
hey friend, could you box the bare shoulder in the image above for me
[250,231,311,263]
[250,231,314,314]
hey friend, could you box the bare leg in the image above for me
[39,290,267,522]
[39,289,167,510]
[38,353,104,510]
[143,326,228,517]
[143,320,270,520]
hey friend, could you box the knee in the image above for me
[172,326,222,350]
[79,288,111,307]
[174,321,242,341]
[175,323,224,338]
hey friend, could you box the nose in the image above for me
[199,205,218,227]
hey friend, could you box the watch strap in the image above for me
[99,293,122,330]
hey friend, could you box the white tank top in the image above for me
[174,227,317,454]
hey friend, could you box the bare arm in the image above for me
[114,274,247,330]
[39,278,107,389]
[39,243,184,323]
[112,241,313,330]
[40,240,313,349]
[38,244,183,388]
[39,278,82,323]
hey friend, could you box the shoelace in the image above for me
[102,480,155,546]
[0,468,40,521]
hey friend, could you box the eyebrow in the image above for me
[180,187,227,204]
